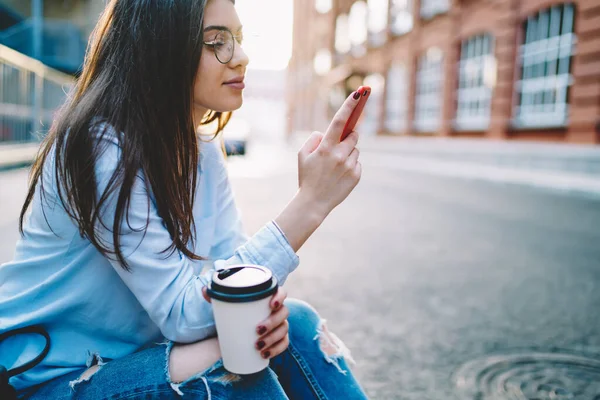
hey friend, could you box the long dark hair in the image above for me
[19,0,233,272]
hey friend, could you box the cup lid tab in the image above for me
[216,266,271,288]
[210,265,274,297]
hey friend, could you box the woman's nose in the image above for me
[230,44,249,69]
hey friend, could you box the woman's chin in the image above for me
[219,97,244,112]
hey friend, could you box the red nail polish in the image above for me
[257,340,265,350]
[257,326,267,335]
[273,301,280,309]
[353,91,360,100]
[262,351,271,359]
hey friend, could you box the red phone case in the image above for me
[340,86,371,141]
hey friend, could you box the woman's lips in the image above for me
[224,82,245,89]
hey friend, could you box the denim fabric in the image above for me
[17,299,368,399]
[0,123,300,393]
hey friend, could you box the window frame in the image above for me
[384,62,409,133]
[420,0,450,20]
[414,48,444,133]
[348,0,369,57]
[513,3,576,129]
[390,0,413,36]
[367,0,390,48]
[455,33,496,131]
[359,73,385,135]
[334,13,351,56]
[315,0,333,14]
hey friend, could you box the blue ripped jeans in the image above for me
[18,299,369,399]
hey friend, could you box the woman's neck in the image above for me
[193,105,209,130]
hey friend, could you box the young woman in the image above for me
[0,0,368,398]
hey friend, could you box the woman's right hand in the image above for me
[297,92,363,219]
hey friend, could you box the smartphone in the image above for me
[340,86,371,141]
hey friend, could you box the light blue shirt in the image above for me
[0,123,299,392]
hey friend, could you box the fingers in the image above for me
[353,160,362,183]
[256,303,289,336]
[338,130,359,158]
[270,287,287,310]
[299,131,324,161]
[323,92,361,147]
[202,287,211,303]
[255,291,290,358]
[342,130,359,146]
[345,147,360,172]
[260,335,290,359]
[256,320,289,358]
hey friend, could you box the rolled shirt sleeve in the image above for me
[213,221,300,286]
[208,138,299,285]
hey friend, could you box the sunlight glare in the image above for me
[235,0,293,70]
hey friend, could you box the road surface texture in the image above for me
[1,140,599,399]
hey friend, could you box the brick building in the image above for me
[286,0,600,144]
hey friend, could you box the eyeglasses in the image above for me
[203,28,244,64]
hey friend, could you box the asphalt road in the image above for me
[2,143,600,399]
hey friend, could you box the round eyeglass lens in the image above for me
[212,30,234,63]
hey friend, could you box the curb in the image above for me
[288,132,600,175]
[359,137,600,175]
[288,132,600,197]
[361,152,600,199]
[0,143,39,171]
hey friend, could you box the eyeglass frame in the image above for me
[202,27,244,64]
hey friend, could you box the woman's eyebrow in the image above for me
[203,25,243,33]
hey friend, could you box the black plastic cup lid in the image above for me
[207,265,278,303]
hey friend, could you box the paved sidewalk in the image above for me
[357,135,600,175]
[4,134,600,197]
[288,132,600,197]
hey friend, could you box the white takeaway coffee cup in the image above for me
[207,264,278,374]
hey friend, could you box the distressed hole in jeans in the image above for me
[314,319,357,375]
[165,338,241,396]
[68,352,106,390]
[319,325,340,355]
[78,365,100,381]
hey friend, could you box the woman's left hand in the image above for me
[255,288,289,359]
[202,286,289,359]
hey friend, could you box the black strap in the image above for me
[0,325,51,399]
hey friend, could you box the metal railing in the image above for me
[0,18,86,74]
[0,43,73,144]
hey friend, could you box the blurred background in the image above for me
[1,0,600,399]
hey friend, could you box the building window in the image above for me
[313,48,332,76]
[359,73,385,136]
[420,0,449,20]
[414,48,443,132]
[335,14,351,55]
[515,3,575,128]
[391,0,413,36]
[385,62,409,133]
[368,0,389,48]
[456,34,496,131]
[315,0,332,14]
[349,1,368,57]
[328,85,347,116]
